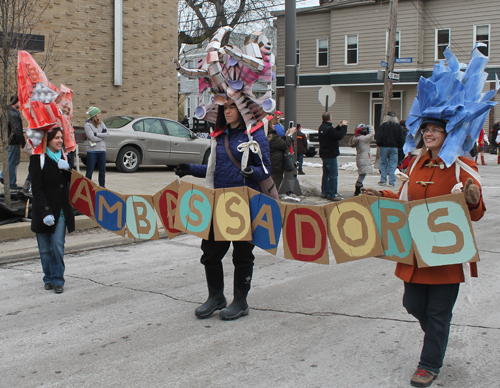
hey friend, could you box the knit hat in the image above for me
[9,95,19,105]
[86,106,101,118]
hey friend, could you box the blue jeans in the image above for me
[379,147,398,185]
[403,282,460,373]
[0,145,21,188]
[321,157,338,197]
[297,153,304,172]
[36,218,66,286]
[86,151,106,187]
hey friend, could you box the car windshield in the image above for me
[103,116,134,128]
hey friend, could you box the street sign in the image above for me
[381,60,388,68]
[388,72,400,80]
[395,57,413,64]
[318,85,336,108]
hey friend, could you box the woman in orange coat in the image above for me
[363,117,485,387]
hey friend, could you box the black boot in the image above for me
[219,266,252,320]
[354,183,363,196]
[195,264,226,319]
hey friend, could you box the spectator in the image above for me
[29,128,75,294]
[268,116,295,189]
[296,124,308,175]
[180,115,189,128]
[489,120,499,152]
[174,98,272,321]
[375,111,405,186]
[84,107,109,187]
[273,110,285,137]
[349,123,374,195]
[0,95,25,190]
[318,112,348,201]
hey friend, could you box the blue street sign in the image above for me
[381,60,388,68]
[395,57,413,64]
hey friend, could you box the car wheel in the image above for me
[202,149,211,165]
[305,148,317,157]
[116,146,141,173]
[80,157,87,166]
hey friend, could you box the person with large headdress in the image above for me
[173,27,275,320]
[363,44,497,387]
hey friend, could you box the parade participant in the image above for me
[29,128,75,294]
[318,112,347,201]
[296,124,308,175]
[173,26,275,320]
[475,128,489,165]
[375,111,405,186]
[84,107,109,187]
[348,123,374,195]
[362,45,495,387]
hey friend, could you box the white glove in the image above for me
[43,215,55,226]
[57,159,70,170]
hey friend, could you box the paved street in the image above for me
[1,152,500,387]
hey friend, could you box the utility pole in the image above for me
[382,0,398,120]
[280,0,302,196]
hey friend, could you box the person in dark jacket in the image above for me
[1,95,25,190]
[296,124,308,175]
[174,98,271,321]
[180,115,189,128]
[318,112,348,201]
[268,115,295,189]
[375,111,405,186]
[490,120,499,158]
[29,128,75,294]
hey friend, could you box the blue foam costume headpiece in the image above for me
[404,44,499,167]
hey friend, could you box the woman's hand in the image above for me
[43,214,55,226]
[360,188,381,197]
[174,164,190,178]
[464,178,480,204]
[240,167,254,179]
[286,127,297,136]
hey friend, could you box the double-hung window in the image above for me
[317,38,328,67]
[296,40,300,66]
[435,29,450,60]
[346,35,358,65]
[474,25,490,56]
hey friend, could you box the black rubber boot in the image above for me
[354,183,363,196]
[195,264,226,319]
[195,286,227,319]
[219,266,252,320]
[219,288,249,320]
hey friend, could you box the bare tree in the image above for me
[0,0,48,206]
[178,0,282,50]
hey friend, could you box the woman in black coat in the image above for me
[30,128,75,294]
[268,116,296,190]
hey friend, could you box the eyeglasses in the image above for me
[422,127,446,135]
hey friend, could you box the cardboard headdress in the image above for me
[173,26,276,129]
[404,44,499,167]
[17,51,76,154]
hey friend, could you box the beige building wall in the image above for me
[31,0,178,126]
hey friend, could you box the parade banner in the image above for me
[213,186,252,241]
[70,173,480,268]
[248,187,285,255]
[324,196,384,264]
[152,180,182,240]
[173,181,214,240]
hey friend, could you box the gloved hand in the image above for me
[464,178,480,205]
[240,167,254,179]
[57,159,70,170]
[360,188,381,197]
[174,163,190,178]
[94,132,97,137]
[43,214,55,226]
[102,127,107,133]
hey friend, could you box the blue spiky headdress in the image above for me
[404,44,499,167]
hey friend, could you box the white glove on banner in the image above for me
[57,159,70,170]
[43,215,55,226]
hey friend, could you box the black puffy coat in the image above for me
[268,127,293,174]
[318,121,347,158]
[375,121,405,148]
[29,154,75,234]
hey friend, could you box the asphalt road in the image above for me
[1,152,500,387]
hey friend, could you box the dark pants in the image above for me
[403,282,460,373]
[200,227,255,294]
[85,151,106,187]
[321,157,338,197]
[297,153,304,172]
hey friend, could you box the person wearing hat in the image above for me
[0,95,25,190]
[349,123,374,195]
[273,110,285,137]
[375,111,405,186]
[84,107,109,187]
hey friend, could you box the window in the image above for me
[317,38,328,67]
[475,25,490,56]
[435,29,450,60]
[385,31,400,59]
[164,120,192,138]
[296,40,300,66]
[346,35,358,65]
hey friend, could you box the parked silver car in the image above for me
[76,115,211,173]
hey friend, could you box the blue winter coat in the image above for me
[189,126,271,191]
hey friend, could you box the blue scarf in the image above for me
[46,148,62,163]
